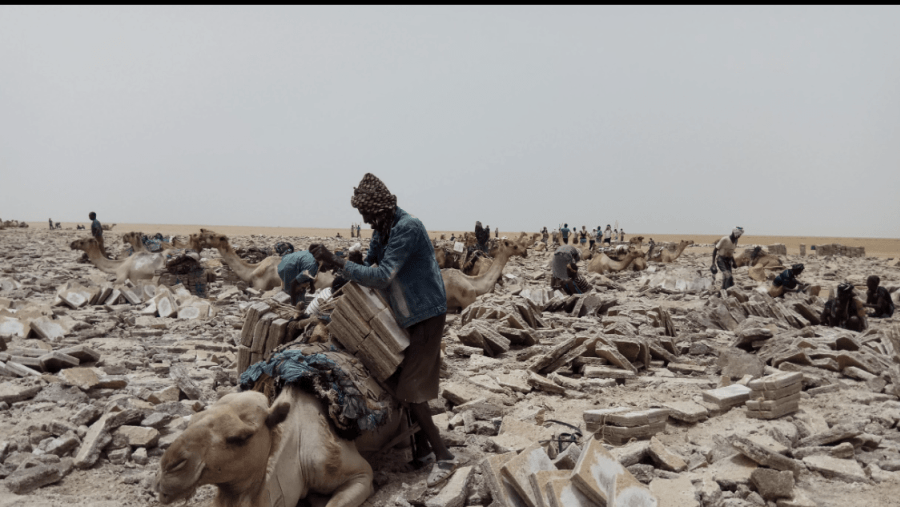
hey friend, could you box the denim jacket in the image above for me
[91,219,103,238]
[342,208,447,329]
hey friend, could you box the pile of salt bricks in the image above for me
[746,371,803,420]
[583,407,669,445]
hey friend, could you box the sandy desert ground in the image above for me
[1,223,899,507]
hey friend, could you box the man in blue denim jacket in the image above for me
[310,173,456,487]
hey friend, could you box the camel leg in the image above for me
[324,474,374,507]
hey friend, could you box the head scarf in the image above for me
[791,263,804,274]
[351,173,397,214]
[274,242,295,256]
[732,227,744,238]
[837,282,853,295]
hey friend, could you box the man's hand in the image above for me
[710,265,718,275]
[310,244,345,270]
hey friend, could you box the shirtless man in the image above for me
[711,227,743,290]
[865,275,895,318]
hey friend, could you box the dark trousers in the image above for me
[562,236,568,244]
[717,256,734,290]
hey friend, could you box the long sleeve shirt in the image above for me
[342,208,447,328]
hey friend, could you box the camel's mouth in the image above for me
[154,470,202,505]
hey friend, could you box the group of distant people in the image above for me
[349,223,362,238]
[47,218,61,230]
[547,224,624,247]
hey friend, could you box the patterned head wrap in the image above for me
[791,263,804,274]
[351,173,396,214]
[837,282,853,295]
[274,242,295,256]
[732,227,744,238]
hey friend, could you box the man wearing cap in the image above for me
[711,227,743,290]
[309,173,456,488]
[769,263,807,298]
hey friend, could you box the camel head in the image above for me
[154,391,290,505]
[69,238,99,253]
[498,238,528,259]
[121,232,143,248]
[194,229,230,251]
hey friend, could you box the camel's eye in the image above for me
[226,432,252,446]
[167,459,187,473]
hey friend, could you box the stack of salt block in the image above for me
[746,371,803,420]
[583,407,669,445]
[328,282,411,381]
[238,301,290,373]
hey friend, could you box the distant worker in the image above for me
[475,221,489,253]
[560,223,570,244]
[89,212,109,258]
[821,282,867,331]
[350,223,355,238]
[620,229,625,242]
[550,245,591,295]
[768,263,807,298]
[865,275,895,318]
[495,227,499,239]
[551,229,559,244]
[48,218,53,230]
[450,233,455,242]
[603,225,612,245]
[613,229,619,242]
[579,226,587,245]
[485,225,491,243]
[541,227,549,244]
[710,227,743,290]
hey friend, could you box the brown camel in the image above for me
[154,386,404,507]
[70,238,165,283]
[443,239,528,311]
[586,249,645,275]
[194,229,282,291]
[648,240,694,263]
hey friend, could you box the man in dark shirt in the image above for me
[474,221,489,254]
[769,264,807,298]
[560,223,570,245]
[89,212,109,258]
[865,275,895,318]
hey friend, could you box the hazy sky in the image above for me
[2,6,899,237]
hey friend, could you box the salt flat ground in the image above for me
[30,223,900,259]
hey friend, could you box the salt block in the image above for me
[571,437,658,507]
[501,443,557,507]
[529,470,569,507]
[482,452,530,507]
[702,384,751,409]
[546,476,596,507]
[30,317,65,342]
[59,367,100,390]
[662,401,709,423]
[748,372,802,391]
[648,476,700,507]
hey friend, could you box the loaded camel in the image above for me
[443,238,528,311]
[154,385,404,507]
[70,238,166,283]
[194,229,282,291]
[647,240,694,263]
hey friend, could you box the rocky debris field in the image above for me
[1,227,899,507]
